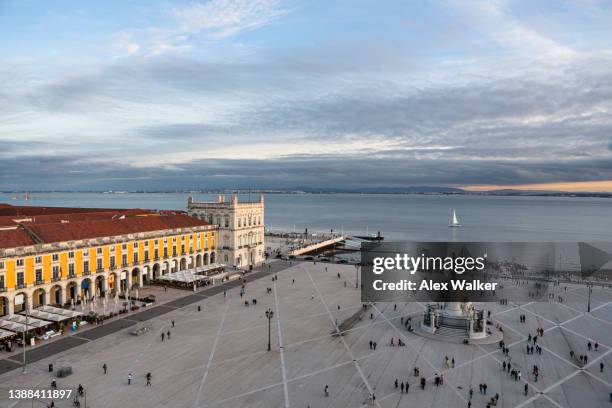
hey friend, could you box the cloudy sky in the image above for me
[1,0,612,191]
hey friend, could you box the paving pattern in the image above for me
[0,261,610,408]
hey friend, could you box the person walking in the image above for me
[524,383,528,396]
[103,363,107,374]
[161,332,165,342]
[400,382,404,393]
[128,373,132,385]
[146,372,152,386]
[167,330,171,340]
[171,320,175,328]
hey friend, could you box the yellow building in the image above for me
[0,204,217,317]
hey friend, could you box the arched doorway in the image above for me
[33,288,46,307]
[81,278,92,299]
[153,263,160,279]
[203,253,209,265]
[95,275,105,297]
[108,272,117,294]
[163,261,170,275]
[0,296,9,317]
[120,270,128,292]
[66,282,78,304]
[180,258,187,271]
[172,259,178,273]
[131,268,140,288]
[50,285,62,305]
[210,251,216,264]
[14,292,29,313]
[196,254,202,267]
[143,265,150,284]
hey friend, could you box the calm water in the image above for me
[1,192,611,241]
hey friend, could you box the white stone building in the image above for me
[187,194,265,268]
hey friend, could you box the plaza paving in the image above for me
[0,262,611,408]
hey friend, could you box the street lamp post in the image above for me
[265,308,274,351]
[355,264,360,289]
[587,283,593,313]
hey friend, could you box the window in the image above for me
[35,256,42,264]
[172,246,177,257]
[0,274,5,289]
[110,246,115,253]
[134,242,139,248]
[68,251,75,259]
[83,260,89,273]
[0,261,4,270]
[238,219,241,227]
[96,258,103,271]
[53,266,60,280]
[144,250,149,261]
[16,259,24,267]
[97,247,103,254]
[35,268,43,283]
[122,254,128,266]
[181,245,185,254]
[16,272,24,287]
[133,253,139,263]
[154,249,159,259]
[163,248,168,258]
[69,263,75,276]
[110,256,116,269]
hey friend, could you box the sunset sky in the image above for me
[1,0,611,191]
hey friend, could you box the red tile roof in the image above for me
[29,214,209,244]
[0,205,210,249]
[0,229,36,249]
[0,204,132,217]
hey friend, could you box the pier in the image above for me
[288,235,345,256]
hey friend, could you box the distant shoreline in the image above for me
[1,190,611,198]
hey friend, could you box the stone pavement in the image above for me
[0,261,610,408]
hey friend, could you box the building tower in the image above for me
[187,194,265,268]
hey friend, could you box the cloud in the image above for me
[114,32,140,55]
[138,0,290,56]
[1,151,611,191]
[171,0,289,39]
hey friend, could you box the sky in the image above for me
[1,0,612,192]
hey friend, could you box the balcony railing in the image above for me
[16,283,26,289]
[0,287,6,292]
[52,276,61,282]
[84,270,92,276]
[68,273,76,278]
[35,279,44,286]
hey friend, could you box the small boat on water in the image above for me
[448,209,461,227]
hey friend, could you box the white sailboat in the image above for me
[448,209,461,227]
